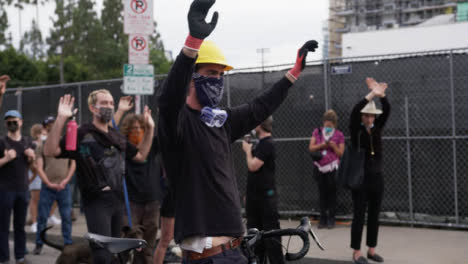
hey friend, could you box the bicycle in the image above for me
[84,232,147,264]
[84,217,323,263]
[243,217,324,263]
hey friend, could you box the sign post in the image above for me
[123,0,154,114]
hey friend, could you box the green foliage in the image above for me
[0,0,172,87]
[20,19,44,60]
[0,5,9,47]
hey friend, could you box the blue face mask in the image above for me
[324,127,334,134]
[193,73,224,108]
[200,107,228,128]
[361,122,374,129]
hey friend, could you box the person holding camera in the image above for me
[308,110,344,229]
[242,116,284,264]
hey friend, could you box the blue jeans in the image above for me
[0,191,29,262]
[36,183,73,246]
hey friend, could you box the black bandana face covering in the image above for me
[193,73,224,108]
[95,106,114,123]
[6,121,19,132]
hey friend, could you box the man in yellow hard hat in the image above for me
[157,0,318,263]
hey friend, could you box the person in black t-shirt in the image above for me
[242,116,284,264]
[44,90,155,264]
[157,1,318,262]
[0,110,36,264]
[120,113,162,264]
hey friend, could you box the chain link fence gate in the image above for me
[1,48,467,229]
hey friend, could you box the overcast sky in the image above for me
[6,0,329,69]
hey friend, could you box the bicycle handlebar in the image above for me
[243,217,313,261]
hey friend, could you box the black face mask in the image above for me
[95,106,114,123]
[6,121,19,132]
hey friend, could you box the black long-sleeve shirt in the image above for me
[157,51,293,243]
[349,97,390,188]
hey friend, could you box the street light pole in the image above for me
[256,48,270,89]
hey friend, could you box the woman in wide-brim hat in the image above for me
[349,78,391,264]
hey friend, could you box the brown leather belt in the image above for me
[182,237,243,261]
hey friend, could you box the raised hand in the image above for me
[57,94,75,118]
[288,40,319,80]
[188,0,218,40]
[0,75,10,95]
[118,96,134,113]
[366,77,388,98]
[143,106,155,128]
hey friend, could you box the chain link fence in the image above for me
[1,48,467,228]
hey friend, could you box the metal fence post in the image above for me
[77,84,82,125]
[405,96,414,226]
[226,73,231,108]
[449,50,459,225]
[323,59,329,111]
[16,88,23,114]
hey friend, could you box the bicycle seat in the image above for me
[84,233,147,254]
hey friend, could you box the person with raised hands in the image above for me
[157,0,318,263]
[349,78,390,264]
[0,75,11,110]
[43,90,155,264]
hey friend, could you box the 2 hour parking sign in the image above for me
[123,64,154,95]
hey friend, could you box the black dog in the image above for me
[40,225,146,264]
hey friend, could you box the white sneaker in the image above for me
[30,222,37,233]
[48,216,61,225]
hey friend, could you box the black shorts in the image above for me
[160,188,175,218]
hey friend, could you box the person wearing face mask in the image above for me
[27,124,44,233]
[119,113,162,264]
[308,110,345,229]
[33,116,76,256]
[349,78,390,264]
[242,116,284,264]
[0,110,37,264]
[157,0,318,262]
[43,90,155,264]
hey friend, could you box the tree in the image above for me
[20,19,44,60]
[0,4,9,47]
[149,21,171,74]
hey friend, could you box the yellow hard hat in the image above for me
[196,40,234,71]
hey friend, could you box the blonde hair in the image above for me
[30,124,43,140]
[87,89,112,106]
[120,114,145,136]
[323,109,338,127]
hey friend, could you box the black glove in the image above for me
[188,0,218,40]
[288,40,319,79]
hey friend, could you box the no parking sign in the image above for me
[129,34,150,64]
[124,0,154,35]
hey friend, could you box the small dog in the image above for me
[40,225,145,264]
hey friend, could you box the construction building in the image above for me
[327,0,468,58]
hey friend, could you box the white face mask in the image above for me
[40,135,47,141]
